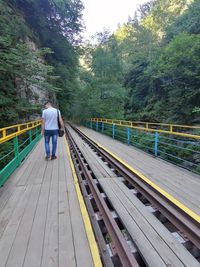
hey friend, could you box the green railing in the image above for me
[0,120,42,186]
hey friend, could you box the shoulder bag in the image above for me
[57,109,64,137]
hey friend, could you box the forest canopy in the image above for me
[0,0,200,126]
[0,0,83,127]
[72,0,200,124]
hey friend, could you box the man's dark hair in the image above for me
[44,101,52,106]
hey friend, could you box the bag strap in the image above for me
[57,109,61,129]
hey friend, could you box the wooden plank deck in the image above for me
[0,137,94,267]
[68,126,200,267]
[78,126,200,216]
[99,177,200,267]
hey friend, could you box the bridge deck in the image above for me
[0,137,94,267]
[78,126,200,217]
[69,126,200,267]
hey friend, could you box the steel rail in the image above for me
[72,125,200,250]
[68,141,115,267]
[66,127,140,267]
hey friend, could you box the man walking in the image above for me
[41,101,64,160]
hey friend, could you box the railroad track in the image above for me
[65,124,200,267]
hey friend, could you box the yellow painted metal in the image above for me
[0,120,42,144]
[90,118,200,139]
[2,129,6,138]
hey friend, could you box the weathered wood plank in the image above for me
[0,142,41,214]
[0,186,25,238]
[17,144,43,186]
[23,162,52,267]
[58,141,76,267]
[41,159,59,267]
[111,178,200,267]
[26,147,45,185]
[5,184,41,267]
[99,178,167,267]
[0,185,33,267]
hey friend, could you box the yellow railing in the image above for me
[0,120,42,144]
[90,118,200,139]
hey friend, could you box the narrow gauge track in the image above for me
[66,125,200,267]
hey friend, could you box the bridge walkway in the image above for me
[78,126,200,217]
[0,137,97,267]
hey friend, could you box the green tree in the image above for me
[151,33,200,122]
[122,0,200,123]
[0,0,84,125]
[0,1,58,126]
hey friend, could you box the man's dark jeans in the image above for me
[44,130,58,157]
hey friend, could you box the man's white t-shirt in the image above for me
[42,107,61,130]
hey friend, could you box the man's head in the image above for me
[44,101,52,109]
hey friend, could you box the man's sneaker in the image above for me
[45,156,50,161]
[51,155,57,160]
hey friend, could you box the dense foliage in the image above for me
[73,0,200,124]
[0,0,83,127]
[0,0,200,126]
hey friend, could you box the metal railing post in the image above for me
[102,123,104,133]
[13,136,20,165]
[35,126,39,138]
[154,132,159,157]
[2,129,6,138]
[29,129,32,143]
[112,124,115,139]
[127,128,131,145]
[96,121,98,131]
